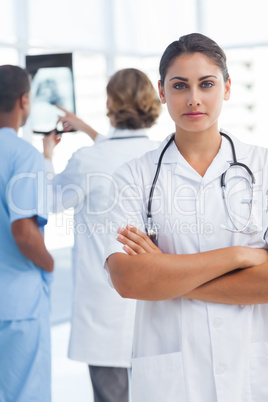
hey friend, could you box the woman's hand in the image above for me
[56,104,99,141]
[56,104,84,132]
[117,225,163,255]
[43,130,61,160]
[117,225,268,266]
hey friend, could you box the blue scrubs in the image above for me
[0,291,51,402]
[0,128,53,402]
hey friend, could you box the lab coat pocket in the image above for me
[250,342,268,400]
[131,352,187,402]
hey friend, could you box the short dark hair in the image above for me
[0,65,30,112]
[159,33,229,86]
[106,68,161,129]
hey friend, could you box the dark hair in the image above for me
[106,68,161,129]
[159,33,229,86]
[0,65,30,112]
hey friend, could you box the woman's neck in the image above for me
[174,127,222,177]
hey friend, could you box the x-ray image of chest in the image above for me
[35,78,62,105]
[29,66,75,133]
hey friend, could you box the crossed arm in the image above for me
[107,225,268,304]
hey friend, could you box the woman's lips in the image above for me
[183,112,206,119]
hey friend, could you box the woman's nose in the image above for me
[187,90,201,107]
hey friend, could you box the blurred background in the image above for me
[1,0,268,400]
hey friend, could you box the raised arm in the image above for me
[111,225,268,303]
[56,105,99,141]
[12,217,54,272]
[43,131,88,213]
[43,130,61,160]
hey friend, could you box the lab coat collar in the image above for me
[109,127,148,139]
[153,130,250,164]
[152,134,175,163]
[218,128,250,163]
[202,129,252,185]
[152,129,252,183]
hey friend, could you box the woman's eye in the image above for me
[174,82,187,90]
[201,81,214,88]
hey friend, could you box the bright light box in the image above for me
[26,53,76,134]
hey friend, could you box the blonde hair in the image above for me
[106,68,161,129]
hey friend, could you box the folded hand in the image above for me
[117,225,162,255]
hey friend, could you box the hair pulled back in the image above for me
[106,68,161,129]
[159,33,229,86]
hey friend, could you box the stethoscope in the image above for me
[146,132,260,245]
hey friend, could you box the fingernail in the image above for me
[118,227,124,234]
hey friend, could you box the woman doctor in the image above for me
[104,33,268,402]
[43,68,161,402]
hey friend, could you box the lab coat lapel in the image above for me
[171,145,230,184]
[153,130,250,184]
[202,130,250,185]
[153,138,204,182]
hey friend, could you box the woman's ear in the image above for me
[224,77,231,101]
[158,80,166,104]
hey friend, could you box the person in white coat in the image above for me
[43,68,161,402]
[105,34,268,401]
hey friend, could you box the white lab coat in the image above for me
[46,129,159,366]
[104,130,268,401]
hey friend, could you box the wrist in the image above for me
[234,246,252,269]
[83,123,98,141]
[44,152,53,160]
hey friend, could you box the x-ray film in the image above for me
[26,53,76,134]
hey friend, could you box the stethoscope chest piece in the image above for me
[145,217,158,245]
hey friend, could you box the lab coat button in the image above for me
[215,365,225,375]
[213,318,223,328]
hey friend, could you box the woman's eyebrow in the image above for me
[169,76,188,82]
[169,74,217,82]
[199,75,217,81]
[169,76,189,82]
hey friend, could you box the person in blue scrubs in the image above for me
[0,65,54,402]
